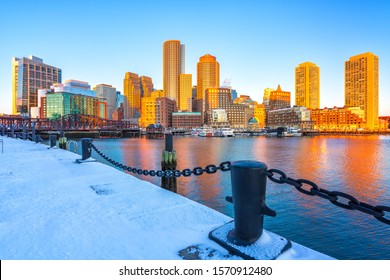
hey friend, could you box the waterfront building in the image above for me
[295,62,320,109]
[179,74,192,111]
[267,106,312,130]
[140,76,154,98]
[269,85,291,110]
[345,52,379,130]
[192,86,197,112]
[93,84,117,119]
[197,54,220,115]
[310,106,365,131]
[263,88,274,108]
[140,91,176,128]
[204,88,249,128]
[12,55,62,115]
[253,103,266,128]
[379,116,390,129]
[163,40,184,103]
[123,72,141,122]
[172,112,202,129]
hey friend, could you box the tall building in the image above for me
[263,88,274,108]
[12,55,62,115]
[179,74,192,111]
[140,91,176,128]
[93,84,117,119]
[123,72,141,121]
[295,62,320,109]
[163,40,184,103]
[197,54,220,113]
[345,52,379,129]
[269,85,291,110]
[140,76,154,98]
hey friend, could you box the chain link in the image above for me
[90,141,231,179]
[266,168,390,225]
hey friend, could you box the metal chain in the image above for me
[90,141,231,178]
[265,168,390,225]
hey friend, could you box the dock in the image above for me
[0,136,332,260]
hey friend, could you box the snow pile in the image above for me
[0,136,332,260]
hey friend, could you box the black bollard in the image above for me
[22,125,27,140]
[11,125,15,138]
[49,135,57,148]
[76,138,96,163]
[165,133,173,152]
[228,160,276,245]
[0,125,4,136]
[161,133,177,192]
[31,125,36,142]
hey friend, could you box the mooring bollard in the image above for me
[228,160,276,245]
[31,125,36,141]
[0,125,4,136]
[49,135,57,148]
[161,133,177,192]
[22,125,27,140]
[76,138,96,163]
[11,125,15,138]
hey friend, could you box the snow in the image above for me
[0,136,333,260]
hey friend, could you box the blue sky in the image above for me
[1,0,389,115]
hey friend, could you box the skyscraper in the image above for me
[140,76,154,98]
[179,74,192,111]
[93,84,117,119]
[123,72,141,121]
[295,62,320,109]
[269,85,290,110]
[12,55,62,115]
[345,52,379,129]
[163,40,184,103]
[197,54,220,113]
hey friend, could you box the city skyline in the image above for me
[1,0,389,115]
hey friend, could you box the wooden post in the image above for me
[161,133,177,192]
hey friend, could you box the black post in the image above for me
[228,160,276,245]
[161,133,177,192]
[31,124,36,141]
[11,125,15,138]
[22,125,27,140]
[0,125,4,136]
[80,138,92,160]
[49,135,57,148]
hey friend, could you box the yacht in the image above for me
[198,127,214,137]
[284,128,302,137]
[214,127,235,137]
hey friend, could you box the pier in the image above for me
[0,135,332,260]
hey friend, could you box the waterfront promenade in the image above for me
[0,136,331,260]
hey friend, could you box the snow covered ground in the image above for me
[0,136,332,260]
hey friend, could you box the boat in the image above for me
[214,127,235,137]
[284,128,302,137]
[198,127,214,137]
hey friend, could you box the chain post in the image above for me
[49,134,57,148]
[228,160,276,245]
[76,138,96,163]
[22,125,27,140]
[1,125,4,136]
[161,133,177,192]
[10,125,15,138]
[31,124,36,141]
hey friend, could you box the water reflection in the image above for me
[91,135,390,259]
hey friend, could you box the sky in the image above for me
[0,0,389,115]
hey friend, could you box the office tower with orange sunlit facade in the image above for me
[197,54,220,116]
[12,55,62,116]
[179,74,192,111]
[163,40,184,103]
[269,85,291,110]
[140,76,154,98]
[295,62,320,109]
[123,72,141,122]
[345,52,379,129]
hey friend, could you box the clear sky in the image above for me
[1,0,389,115]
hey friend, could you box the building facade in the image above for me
[267,106,312,130]
[140,91,176,128]
[12,55,62,115]
[295,62,320,109]
[197,54,220,114]
[140,76,154,98]
[345,52,379,129]
[163,40,184,103]
[172,112,202,128]
[310,106,366,131]
[123,72,141,122]
[179,74,192,111]
[93,84,117,119]
[269,85,291,110]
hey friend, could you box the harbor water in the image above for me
[87,135,390,260]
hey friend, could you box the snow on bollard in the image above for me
[76,138,97,163]
[209,160,292,260]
